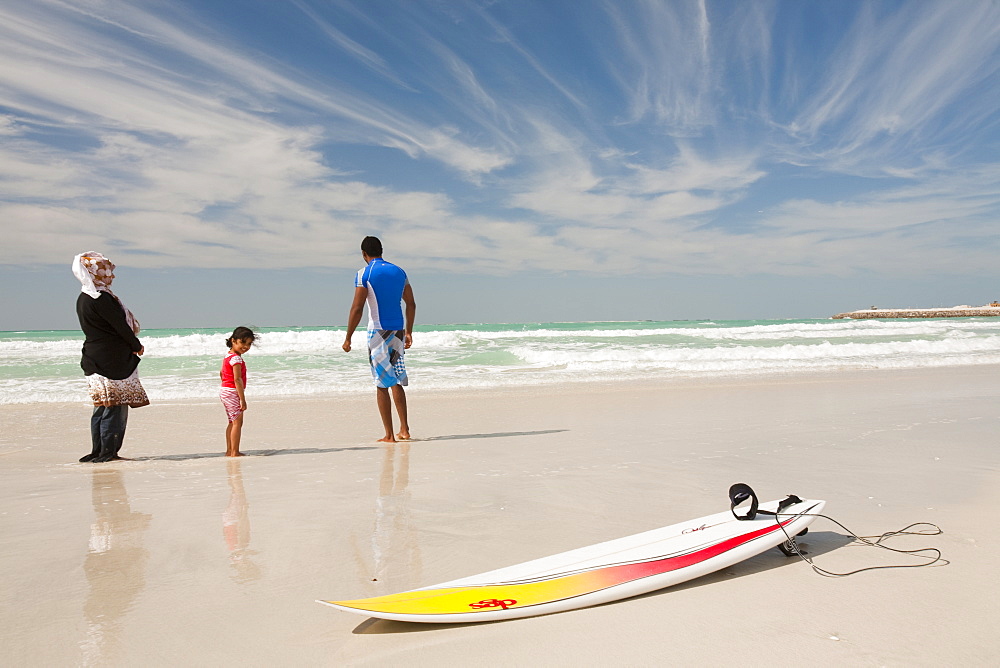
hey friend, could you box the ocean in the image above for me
[2,318,999,405]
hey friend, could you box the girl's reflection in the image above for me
[81,469,151,665]
[223,458,261,582]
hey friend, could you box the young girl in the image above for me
[220,327,256,457]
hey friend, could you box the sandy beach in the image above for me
[2,366,998,666]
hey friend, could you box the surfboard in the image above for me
[318,493,825,623]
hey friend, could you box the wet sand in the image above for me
[1,366,998,666]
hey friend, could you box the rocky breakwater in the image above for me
[832,305,1000,319]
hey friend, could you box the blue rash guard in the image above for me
[355,258,408,331]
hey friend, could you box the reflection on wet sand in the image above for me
[370,443,421,589]
[223,458,261,583]
[81,469,151,666]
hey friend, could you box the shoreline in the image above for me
[2,365,998,664]
[6,318,1000,407]
[3,361,998,412]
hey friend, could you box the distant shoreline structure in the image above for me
[832,303,1000,319]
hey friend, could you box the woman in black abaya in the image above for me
[72,252,149,463]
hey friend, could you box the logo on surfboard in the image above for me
[682,521,725,534]
[469,598,517,610]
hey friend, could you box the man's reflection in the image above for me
[81,469,151,666]
[223,458,260,582]
[371,443,421,589]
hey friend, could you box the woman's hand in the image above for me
[136,347,145,356]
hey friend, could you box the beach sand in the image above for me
[1,366,997,666]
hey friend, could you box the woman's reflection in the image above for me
[370,443,421,589]
[81,469,151,665]
[222,458,260,582]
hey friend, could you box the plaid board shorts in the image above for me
[367,329,408,388]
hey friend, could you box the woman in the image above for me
[73,252,149,463]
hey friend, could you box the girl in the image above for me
[220,327,256,457]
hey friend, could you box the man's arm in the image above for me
[342,286,367,352]
[401,283,416,349]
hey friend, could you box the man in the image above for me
[342,236,416,442]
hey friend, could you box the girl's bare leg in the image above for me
[226,415,245,456]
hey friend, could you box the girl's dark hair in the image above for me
[225,326,257,348]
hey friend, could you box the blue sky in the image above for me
[2,0,999,329]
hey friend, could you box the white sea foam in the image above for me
[3,319,1000,404]
[509,335,1000,372]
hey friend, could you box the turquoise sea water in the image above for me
[2,319,1000,405]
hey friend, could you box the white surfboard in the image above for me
[318,492,825,623]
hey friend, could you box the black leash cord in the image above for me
[772,513,948,577]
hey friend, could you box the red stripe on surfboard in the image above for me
[470,515,800,592]
[592,517,796,587]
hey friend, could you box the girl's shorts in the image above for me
[220,387,243,422]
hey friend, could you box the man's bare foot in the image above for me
[377,436,396,443]
[226,452,245,457]
[396,431,410,441]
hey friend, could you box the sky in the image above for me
[2,0,999,330]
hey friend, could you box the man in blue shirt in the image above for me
[342,236,416,442]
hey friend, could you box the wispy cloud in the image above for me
[0,1,511,170]
[290,0,415,92]
[0,0,997,285]
[604,0,716,134]
[778,2,1000,173]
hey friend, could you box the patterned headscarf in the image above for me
[72,252,141,334]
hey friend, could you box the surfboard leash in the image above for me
[729,482,948,576]
[773,512,947,577]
